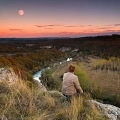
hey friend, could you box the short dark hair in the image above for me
[68,65,75,72]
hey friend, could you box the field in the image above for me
[83,57,120,95]
[51,55,120,106]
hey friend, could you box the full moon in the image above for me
[18,10,24,15]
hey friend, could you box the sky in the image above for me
[0,0,120,38]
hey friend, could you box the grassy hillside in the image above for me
[0,70,105,120]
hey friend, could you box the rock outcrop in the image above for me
[88,100,120,120]
[0,68,18,84]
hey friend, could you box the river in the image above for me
[32,58,72,83]
[33,67,50,83]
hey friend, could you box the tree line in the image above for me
[0,48,64,81]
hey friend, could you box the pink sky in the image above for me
[0,0,120,38]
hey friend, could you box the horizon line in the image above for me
[0,34,120,39]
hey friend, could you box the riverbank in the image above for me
[32,59,72,84]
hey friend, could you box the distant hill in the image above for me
[0,34,120,57]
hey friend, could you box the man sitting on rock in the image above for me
[62,64,83,102]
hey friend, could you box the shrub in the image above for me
[41,69,60,90]
[74,63,91,91]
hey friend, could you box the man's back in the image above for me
[62,72,79,95]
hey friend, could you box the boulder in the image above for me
[0,115,8,120]
[0,68,18,84]
[48,91,66,102]
[88,100,120,120]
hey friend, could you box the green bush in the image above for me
[41,69,60,90]
[116,95,120,106]
[74,63,90,91]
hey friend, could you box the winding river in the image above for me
[33,67,50,83]
[32,58,72,83]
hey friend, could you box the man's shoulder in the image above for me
[73,74,78,78]
[63,72,78,78]
[63,72,67,75]
[70,73,78,78]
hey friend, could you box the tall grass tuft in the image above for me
[53,93,105,120]
[0,69,48,119]
[93,57,120,72]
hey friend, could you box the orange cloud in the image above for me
[34,24,60,28]
[9,29,22,31]
[104,24,120,27]
[114,24,120,26]
[65,26,76,27]
[0,23,120,38]
[97,27,114,30]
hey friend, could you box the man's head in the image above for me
[68,65,75,72]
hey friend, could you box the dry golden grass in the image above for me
[68,96,84,120]
[83,57,120,95]
[0,68,106,120]
[52,93,105,120]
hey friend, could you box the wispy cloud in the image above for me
[104,30,120,32]
[104,24,120,27]
[88,25,92,26]
[114,24,120,26]
[34,25,47,28]
[45,28,54,29]
[35,24,93,28]
[59,32,83,35]
[34,24,60,28]
[65,26,76,27]
[98,27,114,29]
[56,24,92,28]
[104,24,113,26]
[9,29,22,31]
[47,24,60,27]
[79,25,85,27]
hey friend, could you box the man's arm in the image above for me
[74,76,83,93]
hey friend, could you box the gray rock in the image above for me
[0,68,18,84]
[0,115,8,120]
[48,91,66,102]
[88,100,120,120]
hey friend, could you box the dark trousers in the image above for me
[63,94,72,102]
[63,93,82,102]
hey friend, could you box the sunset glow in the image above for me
[0,0,120,38]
